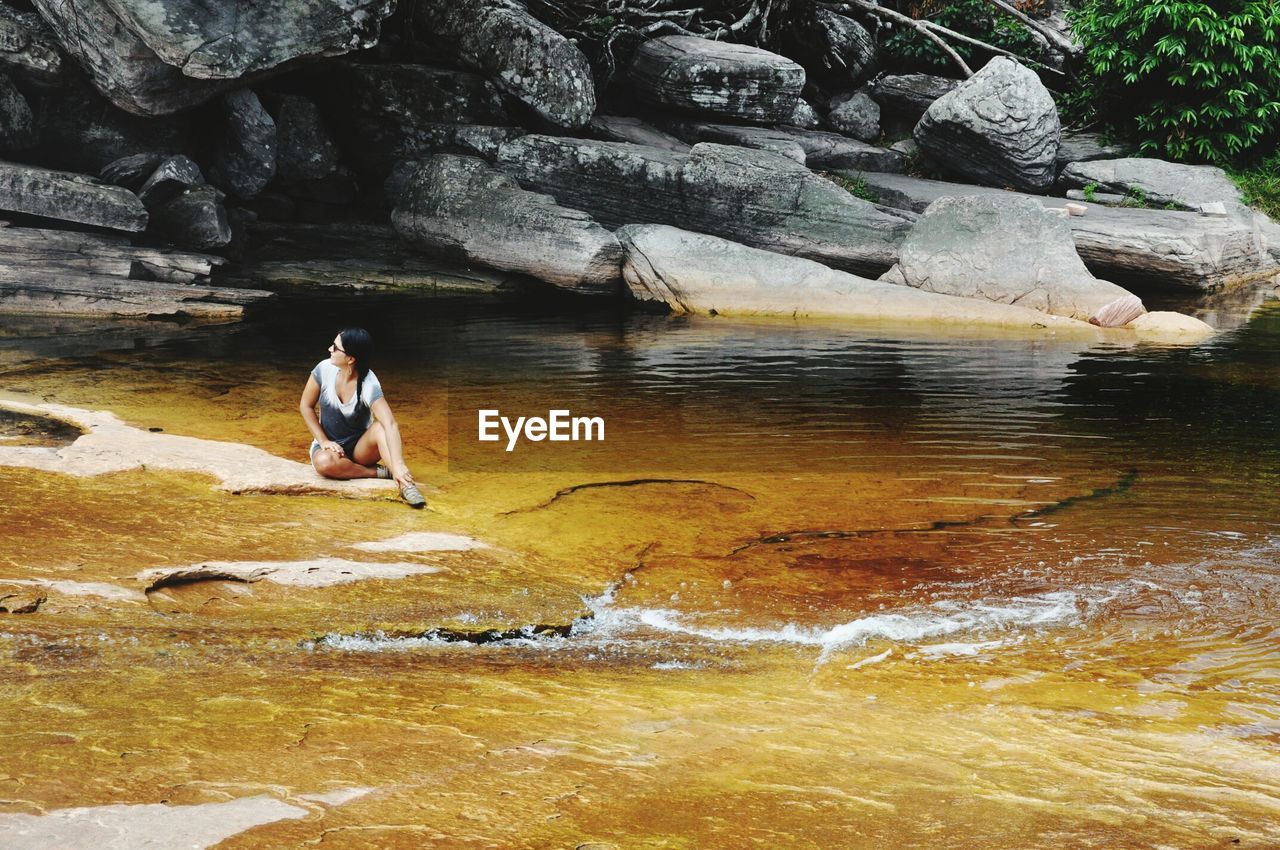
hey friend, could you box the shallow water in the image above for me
[0,293,1278,848]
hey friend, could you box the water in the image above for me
[0,292,1278,848]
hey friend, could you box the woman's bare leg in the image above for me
[352,423,415,488]
[312,449,380,480]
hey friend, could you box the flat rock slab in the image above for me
[895,194,1135,320]
[497,136,916,278]
[350,532,488,553]
[1058,157,1248,214]
[0,161,147,231]
[393,155,623,295]
[0,398,396,497]
[915,57,1060,192]
[415,0,595,129]
[590,115,689,153]
[629,35,804,124]
[1055,131,1136,170]
[663,121,904,171]
[851,172,1276,290]
[618,223,1095,334]
[138,558,444,590]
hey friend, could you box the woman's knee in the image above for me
[312,451,341,478]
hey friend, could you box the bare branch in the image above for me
[839,0,973,77]
[978,0,1079,55]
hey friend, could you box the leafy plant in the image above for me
[1229,150,1280,218]
[1120,186,1148,208]
[1082,182,1099,202]
[1068,0,1280,164]
[884,0,1045,71]
[823,172,880,203]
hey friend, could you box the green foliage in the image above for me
[1229,150,1280,218]
[824,172,880,203]
[884,0,1044,71]
[1119,185,1148,208]
[1082,182,1099,202]
[1068,0,1280,164]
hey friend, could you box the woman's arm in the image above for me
[300,376,344,455]
[370,397,414,485]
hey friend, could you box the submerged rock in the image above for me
[895,195,1134,320]
[497,136,915,277]
[414,0,595,129]
[618,223,1091,332]
[629,36,805,125]
[914,57,1060,192]
[392,154,623,295]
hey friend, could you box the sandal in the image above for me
[399,483,427,509]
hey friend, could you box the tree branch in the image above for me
[978,0,1079,55]
[839,0,973,77]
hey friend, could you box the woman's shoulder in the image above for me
[310,360,335,382]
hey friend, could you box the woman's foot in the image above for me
[399,483,426,509]
[375,465,393,480]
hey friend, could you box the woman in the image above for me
[299,328,426,508]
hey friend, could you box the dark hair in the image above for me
[338,328,374,421]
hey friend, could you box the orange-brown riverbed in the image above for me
[0,295,1278,848]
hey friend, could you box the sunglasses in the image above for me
[329,342,347,355]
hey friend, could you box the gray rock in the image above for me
[914,57,1060,192]
[888,138,918,159]
[854,170,1277,290]
[152,185,231,250]
[496,135,916,277]
[789,100,822,130]
[0,161,147,231]
[629,36,804,125]
[618,223,1090,331]
[827,90,880,142]
[319,64,523,180]
[392,155,623,295]
[1058,157,1248,214]
[0,4,63,86]
[414,0,595,129]
[1055,131,1136,170]
[209,90,276,200]
[662,120,903,171]
[896,194,1134,319]
[137,155,203,207]
[663,120,806,163]
[871,74,958,123]
[808,9,877,83]
[100,153,168,189]
[270,95,338,184]
[0,73,34,151]
[31,0,394,115]
[589,115,689,153]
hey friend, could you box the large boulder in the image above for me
[803,9,877,84]
[318,63,524,181]
[414,0,595,129]
[30,0,395,115]
[152,185,232,250]
[629,36,804,125]
[0,4,63,86]
[618,223,1091,332]
[208,89,276,200]
[914,57,1060,191]
[827,90,880,142]
[270,95,339,184]
[895,195,1135,319]
[1058,157,1248,214]
[496,136,917,277]
[0,161,147,232]
[136,155,203,207]
[392,155,623,295]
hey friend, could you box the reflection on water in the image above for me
[0,295,1278,848]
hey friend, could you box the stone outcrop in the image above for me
[392,155,623,295]
[861,168,1277,290]
[152,185,232,250]
[1058,157,1249,214]
[629,36,804,125]
[618,224,1092,332]
[663,119,903,171]
[914,57,1060,192]
[894,195,1135,320]
[0,161,147,231]
[30,0,394,115]
[414,0,595,129]
[0,4,63,86]
[496,136,916,277]
[827,90,880,142]
[208,89,276,200]
[663,121,806,163]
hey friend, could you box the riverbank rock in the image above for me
[871,74,958,124]
[31,0,394,114]
[661,120,903,171]
[0,161,147,231]
[589,115,689,152]
[0,4,63,86]
[152,185,232,250]
[629,36,804,125]
[1055,131,1136,171]
[894,195,1134,320]
[136,155,203,207]
[828,90,880,142]
[1130,311,1215,341]
[414,0,595,129]
[497,136,916,277]
[1059,158,1248,214]
[852,171,1273,290]
[663,121,806,163]
[392,155,623,295]
[209,89,276,200]
[914,57,1060,192]
[618,223,1091,332]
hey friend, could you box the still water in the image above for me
[0,291,1278,848]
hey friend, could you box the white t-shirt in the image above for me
[310,359,384,445]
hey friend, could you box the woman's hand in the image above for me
[392,464,415,489]
[320,440,345,457]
